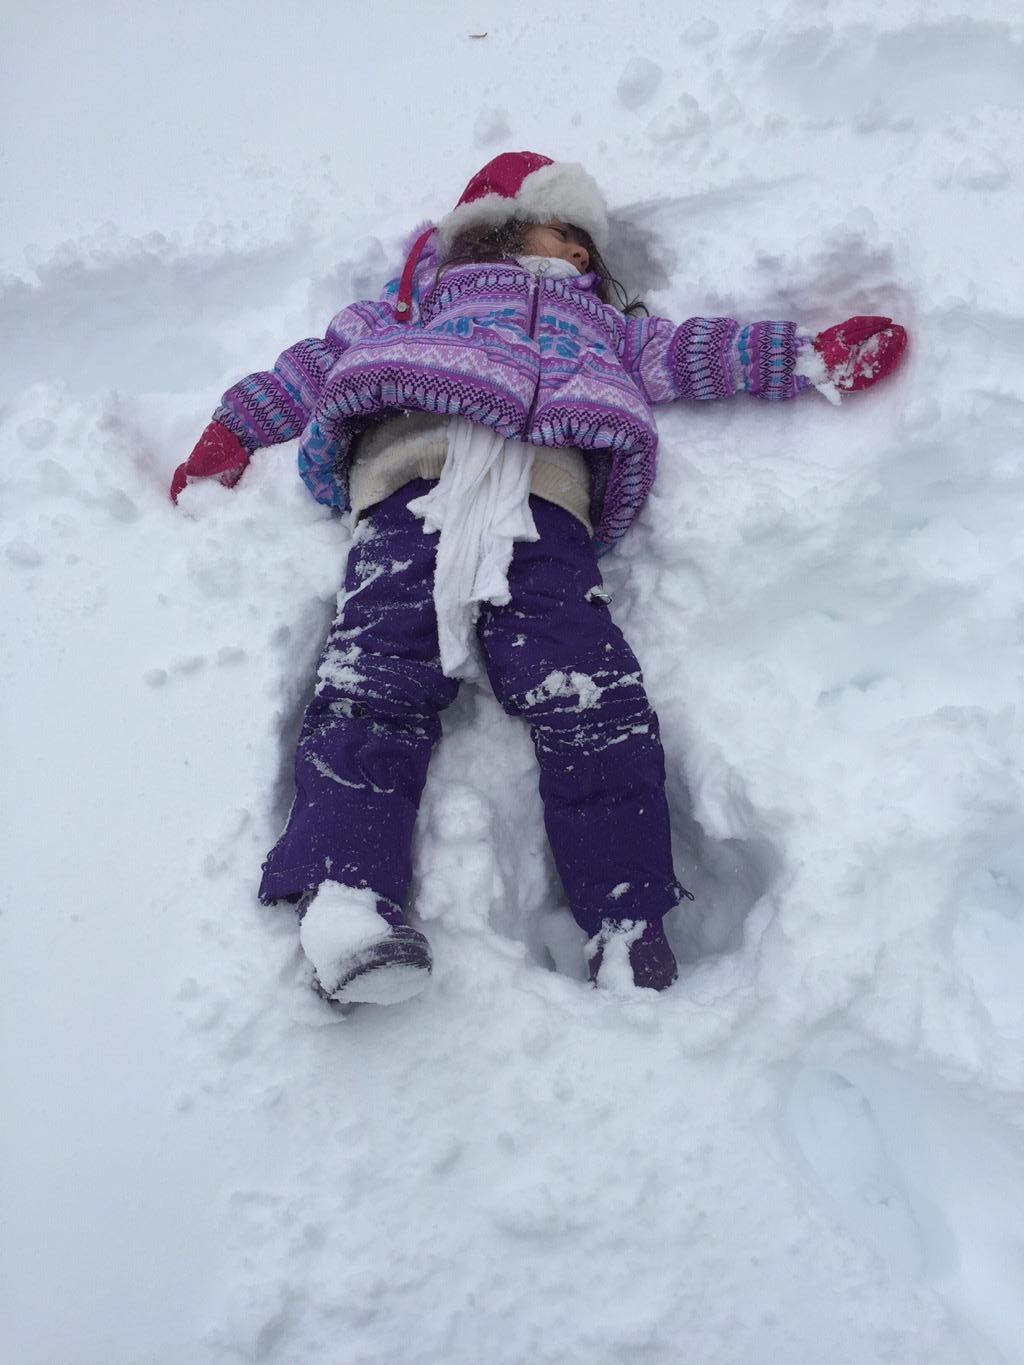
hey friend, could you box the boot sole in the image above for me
[333,960,432,1005]
[326,930,433,1006]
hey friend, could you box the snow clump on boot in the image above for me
[586,918,678,993]
[298,882,432,1006]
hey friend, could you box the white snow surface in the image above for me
[4,1,1024,1362]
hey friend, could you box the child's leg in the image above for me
[477,499,685,938]
[259,480,458,907]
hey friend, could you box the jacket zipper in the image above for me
[523,275,543,436]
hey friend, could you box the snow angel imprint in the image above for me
[172,150,907,1005]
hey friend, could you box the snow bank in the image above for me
[4,1,1024,1362]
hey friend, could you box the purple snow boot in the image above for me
[586,919,678,993]
[298,883,432,1006]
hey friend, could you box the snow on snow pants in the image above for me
[259,480,685,936]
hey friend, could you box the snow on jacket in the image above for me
[213,235,810,552]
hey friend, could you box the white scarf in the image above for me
[407,419,536,678]
[407,255,580,679]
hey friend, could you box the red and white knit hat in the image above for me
[393,151,608,321]
[437,150,609,254]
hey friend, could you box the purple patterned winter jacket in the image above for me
[214,239,808,552]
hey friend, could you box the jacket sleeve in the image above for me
[623,313,811,406]
[212,303,371,450]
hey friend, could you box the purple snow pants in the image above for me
[259,480,684,935]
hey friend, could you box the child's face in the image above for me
[520,220,590,272]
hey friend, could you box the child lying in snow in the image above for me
[173,150,907,1003]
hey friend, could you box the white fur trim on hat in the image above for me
[436,161,609,256]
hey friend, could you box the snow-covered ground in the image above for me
[4,1,1024,1361]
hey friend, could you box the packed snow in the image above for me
[3,1,1024,1362]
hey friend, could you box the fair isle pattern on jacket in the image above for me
[213,237,808,553]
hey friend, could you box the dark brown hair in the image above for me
[440,221,648,317]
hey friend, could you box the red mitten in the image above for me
[814,315,908,393]
[170,421,251,503]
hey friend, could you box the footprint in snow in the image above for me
[784,1053,1024,1363]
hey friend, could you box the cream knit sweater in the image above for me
[349,412,593,533]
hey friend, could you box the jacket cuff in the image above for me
[211,404,260,451]
[734,320,803,401]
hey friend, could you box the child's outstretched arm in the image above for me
[170,306,372,502]
[623,312,906,408]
